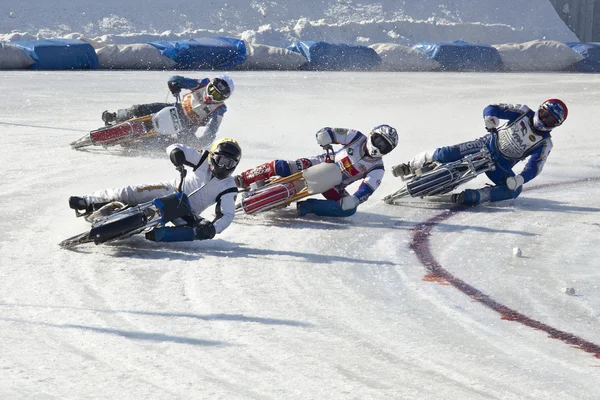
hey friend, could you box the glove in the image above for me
[194,220,216,240]
[340,195,360,211]
[484,116,499,131]
[169,147,186,167]
[315,128,333,148]
[167,75,185,94]
[506,174,525,191]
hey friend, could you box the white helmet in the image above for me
[206,75,234,102]
[366,124,398,158]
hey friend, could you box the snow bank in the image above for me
[0,0,578,48]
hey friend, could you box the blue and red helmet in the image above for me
[533,99,568,131]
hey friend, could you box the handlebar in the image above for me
[323,145,334,163]
[176,165,187,193]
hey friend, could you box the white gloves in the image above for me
[340,195,360,210]
[506,175,524,191]
[316,128,333,147]
[484,116,499,131]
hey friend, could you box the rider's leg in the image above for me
[73,181,176,210]
[113,103,173,123]
[296,187,355,217]
[454,168,522,205]
[235,157,320,188]
[392,137,490,177]
[297,198,357,217]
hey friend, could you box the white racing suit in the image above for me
[83,144,238,235]
[238,128,385,217]
[115,77,227,148]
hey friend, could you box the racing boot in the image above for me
[451,189,490,205]
[101,110,117,126]
[451,192,467,204]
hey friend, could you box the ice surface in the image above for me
[0,71,598,398]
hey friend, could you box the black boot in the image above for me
[101,110,117,126]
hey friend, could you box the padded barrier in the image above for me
[494,40,582,71]
[566,42,600,72]
[369,43,440,71]
[0,43,35,69]
[236,42,308,70]
[412,40,503,71]
[10,39,99,70]
[4,37,599,73]
[148,37,247,70]
[287,41,381,71]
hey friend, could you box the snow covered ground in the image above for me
[0,70,599,398]
[1,0,578,46]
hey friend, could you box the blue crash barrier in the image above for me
[566,42,600,72]
[412,40,503,71]
[10,39,99,70]
[287,41,381,71]
[148,37,247,70]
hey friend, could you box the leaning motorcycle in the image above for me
[60,166,199,249]
[236,148,343,215]
[382,147,496,204]
[69,94,184,150]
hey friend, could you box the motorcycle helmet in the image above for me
[206,75,234,102]
[366,124,398,157]
[533,99,568,131]
[209,138,242,179]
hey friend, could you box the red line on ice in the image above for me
[409,178,600,359]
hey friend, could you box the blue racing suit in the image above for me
[432,103,553,204]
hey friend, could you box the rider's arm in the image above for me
[352,166,385,203]
[168,76,210,91]
[197,105,227,145]
[316,127,363,147]
[518,138,553,183]
[211,189,238,234]
[483,103,530,123]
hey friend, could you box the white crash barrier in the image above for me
[96,43,177,70]
[494,40,584,71]
[237,42,308,70]
[0,42,35,69]
[369,43,440,71]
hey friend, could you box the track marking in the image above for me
[410,178,600,359]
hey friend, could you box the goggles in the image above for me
[207,79,230,101]
[538,107,561,128]
[213,154,238,169]
[371,133,394,155]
